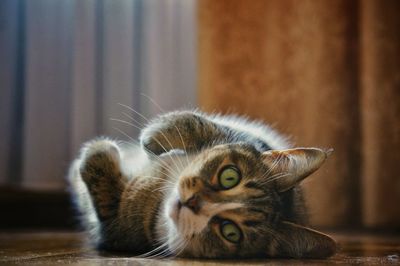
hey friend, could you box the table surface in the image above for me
[0,230,399,265]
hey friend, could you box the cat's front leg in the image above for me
[79,138,127,222]
[140,111,227,155]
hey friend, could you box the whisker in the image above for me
[111,118,184,175]
[140,93,192,167]
[113,129,178,177]
[121,110,186,170]
[136,241,170,258]
[122,111,146,129]
[174,125,190,165]
[118,102,151,125]
[112,126,181,177]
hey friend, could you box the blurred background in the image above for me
[0,0,399,231]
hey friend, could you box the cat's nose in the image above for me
[183,194,201,213]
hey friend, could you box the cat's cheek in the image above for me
[176,208,191,236]
[168,199,181,224]
[164,190,181,225]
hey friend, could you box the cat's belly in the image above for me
[114,176,165,253]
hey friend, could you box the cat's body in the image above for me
[69,111,336,258]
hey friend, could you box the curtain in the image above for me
[0,0,197,190]
[198,0,400,229]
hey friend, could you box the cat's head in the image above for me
[163,143,336,259]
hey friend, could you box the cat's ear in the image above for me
[268,221,337,258]
[261,148,331,192]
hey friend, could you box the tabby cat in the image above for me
[69,110,336,259]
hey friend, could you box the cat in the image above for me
[68,110,337,259]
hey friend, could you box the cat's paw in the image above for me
[140,111,199,155]
[79,138,121,184]
[140,129,167,156]
[78,138,126,221]
[140,119,178,155]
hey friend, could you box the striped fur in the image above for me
[69,110,336,258]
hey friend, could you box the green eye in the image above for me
[220,220,242,243]
[218,166,241,189]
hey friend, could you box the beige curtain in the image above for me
[198,0,400,229]
[0,0,197,189]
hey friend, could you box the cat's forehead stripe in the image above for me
[199,154,225,178]
[243,220,263,227]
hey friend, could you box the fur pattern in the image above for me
[69,110,336,258]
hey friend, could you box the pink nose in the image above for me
[184,195,200,213]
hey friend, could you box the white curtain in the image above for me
[0,0,197,190]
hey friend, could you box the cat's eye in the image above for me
[218,166,241,189]
[220,220,242,243]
